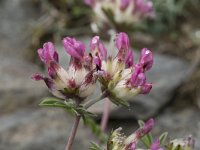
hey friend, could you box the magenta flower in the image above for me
[32,38,97,100]
[108,118,155,150]
[90,36,107,60]
[37,42,59,64]
[89,32,153,104]
[150,139,164,150]
[84,0,155,29]
[115,32,130,52]
[139,48,153,71]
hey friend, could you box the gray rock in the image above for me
[0,0,47,114]
[0,108,90,150]
[0,0,40,59]
[0,55,49,114]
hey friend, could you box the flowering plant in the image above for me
[84,0,155,32]
[91,118,195,150]
[32,32,195,150]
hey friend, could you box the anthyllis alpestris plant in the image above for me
[92,118,195,150]
[32,32,195,150]
[84,0,155,32]
[32,32,154,150]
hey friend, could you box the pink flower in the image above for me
[32,39,97,100]
[150,139,164,150]
[90,36,107,60]
[91,32,153,104]
[37,42,59,65]
[139,48,153,71]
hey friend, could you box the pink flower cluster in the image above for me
[32,32,153,104]
[91,32,153,104]
[85,0,154,26]
[108,118,164,150]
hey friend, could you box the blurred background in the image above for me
[0,0,200,149]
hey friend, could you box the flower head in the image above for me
[32,38,97,101]
[93,32,153,105]
[167,136,195,150]
[85,0,155,31]
[107,118,155,150]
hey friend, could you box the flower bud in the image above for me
[139,48,153,71]
[150,139,164,150]
[130,65,146,87]
[125,118,155,149]
[63,37,86,60]
[37,42,59,65]
[90,36,107,60]
[125,50,134,68]
[140,83,152,94]
[116,32,130,52]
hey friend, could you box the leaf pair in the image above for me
[39,97,94,117]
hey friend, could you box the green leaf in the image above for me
[140,135,151,148]
[82,116,108,144]
[39,97,95,117]
[90,142,103,150]
[39,97,66,108]
[159,132,168,146]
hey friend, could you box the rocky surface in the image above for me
[0,108,90,150]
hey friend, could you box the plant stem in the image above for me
[84,92,106,109]
[100,99,111,132]
[65,115,81,150]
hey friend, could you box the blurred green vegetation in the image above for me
[144,0,200,34]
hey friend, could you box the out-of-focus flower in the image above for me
[107,118,155,150]
[84,0,155,31]
[150,139,164,150]
[167,136,195,150]
[32,38,97,101]
[90,32,153,105]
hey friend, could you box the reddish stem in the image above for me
[65,115,81,150]
[100,99,111,132]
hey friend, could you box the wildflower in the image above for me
[32,38,97,101]
[167,136,195,150]
[84,0,155,30]
[90,32,153,106]
[150,139,164,150]
[107,118,155,150]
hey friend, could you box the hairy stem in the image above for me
[100,99,111,132]
[65,115,81,150]
[84,92,107,109]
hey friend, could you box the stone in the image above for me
[0,0,40,59]
[0,108,90,150]
[0,0,47,114]
[0,55,49,114]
